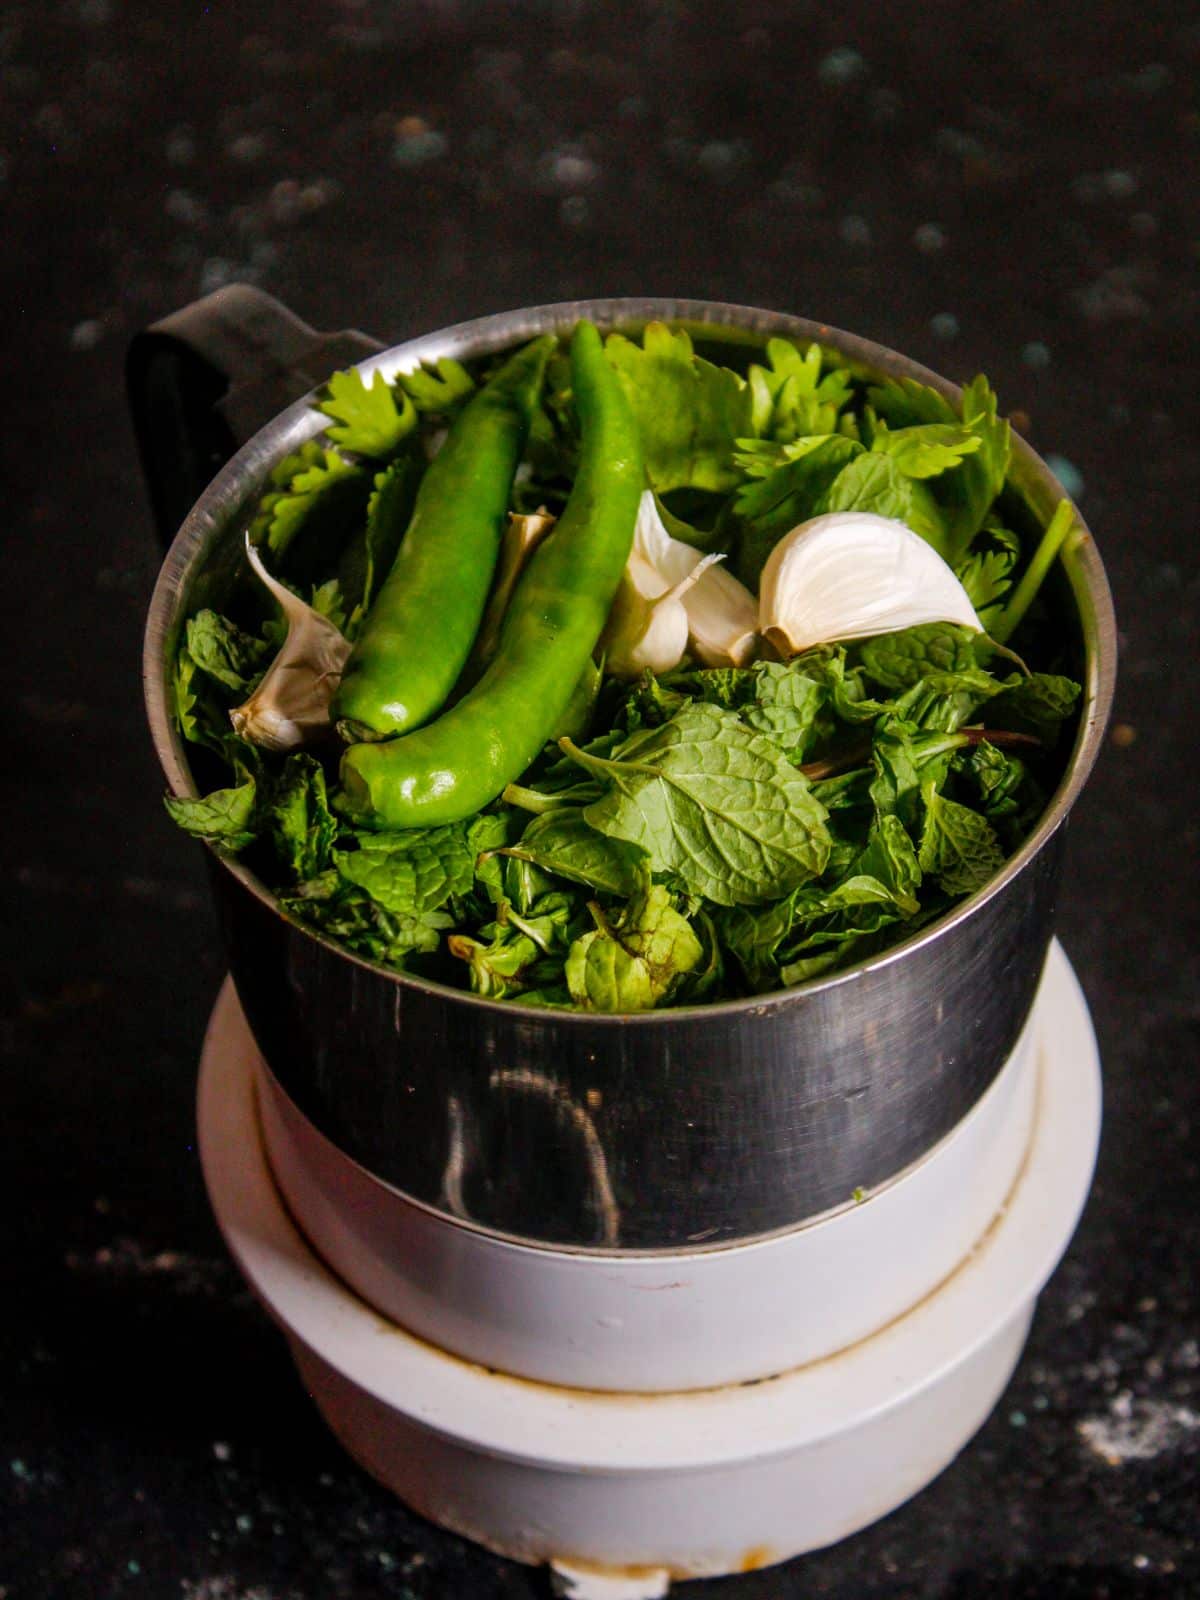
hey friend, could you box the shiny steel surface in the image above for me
[143,297,1116,1251]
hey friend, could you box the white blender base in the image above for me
[197,941,1101,1589]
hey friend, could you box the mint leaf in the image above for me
[268,754,338,881]
[850,814,922,912]
[450,892,579,999]
[317,368,417,457]
[564,703,831,907]
[870,725,964,831]
[739,661,829,761]
[605,322,752,493]
[164,777,257,851]
[869,421,983,479]
[334,823,474,917]
[917,783,1005,895]
[506,810,649,896]
[818,453,950,556]
[185,610,271,696]
[281,873,451,969]
[988,673,1081,742]
[565,888,703,1012]
[860,623,979,692]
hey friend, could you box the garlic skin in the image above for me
[230,535,351,750]
[758,511,983,657]
[631,492,758,669]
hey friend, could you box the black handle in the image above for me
[126,285,383,548]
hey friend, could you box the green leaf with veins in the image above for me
[870,725,965,831]
[317,368,417,457]
[918,782,1006,895]
[860,623,980,692]
[869,421,983,479]
[505,809,649,897]
[268,754,338,882]
[564,703,831,907]
[164,776,257,851]
[565,887,703,1012]
[281,873,451,969]
[817,453,951,557]
[987,673,1081,742]
[604,322,752,492]
[961,740,1028,819]
[185,610,272,696]
[334,823,474,917]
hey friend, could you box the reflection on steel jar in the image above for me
[138,291,1116,1253]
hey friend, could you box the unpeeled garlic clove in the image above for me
[230,534,351,750]
[631,492,758,670]
[758,511,982,657]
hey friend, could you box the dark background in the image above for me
[3,2,1198,1596]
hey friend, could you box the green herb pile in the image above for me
[166,323,1082,1011]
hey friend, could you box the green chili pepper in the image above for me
[332,335,555,741]
[338,321,643,829]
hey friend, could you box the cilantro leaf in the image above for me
[317,368,417,457]
[249,441,373,576]
[867,373,1009,560]
[395,357,475,414]
[604,322,752,493]
[564,703,831,907]
[917,783,1005,895]
[956,520,1020,617]
[733,434,864,587]
[747,339,855,440]
[164,776,257,851]
[869,421,983,479]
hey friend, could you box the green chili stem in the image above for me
[991,500,1076,645]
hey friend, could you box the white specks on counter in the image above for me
[1078,1390,1200,1465]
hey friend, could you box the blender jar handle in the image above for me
[126,284,383,547]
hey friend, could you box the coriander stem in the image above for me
[991,500,1076,645]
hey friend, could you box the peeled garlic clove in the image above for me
[686,561,759,668]
[230,535,351,750]
[602,551,726,678]
[758,511,983,657]
[601,553,689,678]
[632,491,758,670]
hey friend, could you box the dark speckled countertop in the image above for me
[3,2,1198,1595]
